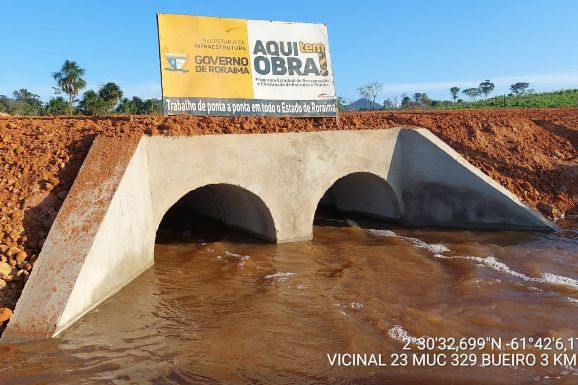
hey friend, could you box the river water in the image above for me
[1,216,577,385]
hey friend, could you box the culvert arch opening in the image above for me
[157,184,277,244]
[315,172,402,224]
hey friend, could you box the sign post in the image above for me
[157,14,337,118]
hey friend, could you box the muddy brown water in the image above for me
[1,216,577,385]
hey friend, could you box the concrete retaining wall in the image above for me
[1,128,554,342]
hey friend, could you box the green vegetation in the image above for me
[116,97,163,114]
[0,89,44,115]
[0,60,162,116]
[336,96,349,112]
[52,60,87,114]
[45,97,70,115]
[479,80,495,99]
[79,83,124,116]
[376,77,578,110]
[432,88,578,110]
[3,63,577,116]
[78,90,110,116]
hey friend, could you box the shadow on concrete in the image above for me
[156,184,276,246]
[314,171,402,229]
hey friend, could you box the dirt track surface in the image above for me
[0,109,577,330]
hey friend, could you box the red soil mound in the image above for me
[0,109,576,330]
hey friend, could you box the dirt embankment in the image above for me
[0,109,576,330]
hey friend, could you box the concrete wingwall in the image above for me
[2,136,155,342]
[398,129,553,229]
[1,128,554,342]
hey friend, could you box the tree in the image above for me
[0,95,9,113]
[336,95,349,111]
[383,96,399,109]
[450,87,460,103]
[116,97,133,114]
[357,81,384,110]
[11,89,44,115]
[510,82,530,97]
[410,92,431,107]
[462,87,481,101]
[45,97,70,115]
[383,98,396,109]
[400,94,412,109]
[510,82,530,105]
[142,99,163,114]
[13,88,41,103]
[78,90,109,116]
[130,97,143,114]
[479,80,495,99]
[52,60,87,114]
[419,93,431,106]
[116,97,162,114]
[98,82,123,110]
[117,96,143,114]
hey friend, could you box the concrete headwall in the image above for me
[1,128,553,342]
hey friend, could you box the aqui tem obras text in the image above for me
[194,40,329,76]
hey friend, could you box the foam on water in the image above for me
[366,229,397,237]
[367,229,450,254]
[433,254,578,291]
[540,273,578,290]
[264,272,297,283]
[349,302,364,310]
[218,251,251,267]
[387,324,419,344]
[365,226,578,293]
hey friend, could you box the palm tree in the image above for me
[98,82,123,110]
[52,60,87,114]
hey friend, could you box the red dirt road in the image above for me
[0,109,576,329]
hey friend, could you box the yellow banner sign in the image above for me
[157,14,337,116]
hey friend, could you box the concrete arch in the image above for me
[314,171,402,224]
[156,183,277,242]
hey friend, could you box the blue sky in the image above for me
[1,0,577,102]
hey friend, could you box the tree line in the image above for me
[348,80,576,111]
[449,81,531,103]
[0,60,162,116]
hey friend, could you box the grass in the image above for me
[433,89,578,109]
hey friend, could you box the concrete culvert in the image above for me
[316,172,402,222]
[158,184,277,243]
[2,129,554,343]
